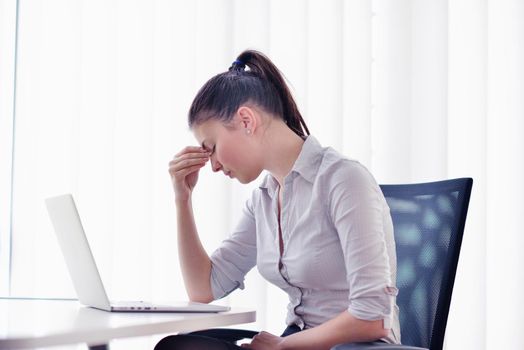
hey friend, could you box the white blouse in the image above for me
[209,135,400,344]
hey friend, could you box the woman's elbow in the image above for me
[188,289,214,304]
[189,295,214,304]
[356,323,389,342]
[347,312,390,342]
[367,319,390,340]
[376,326,390,340]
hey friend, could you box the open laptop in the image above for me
[45,193,230,313]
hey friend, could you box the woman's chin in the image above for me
[237,177,250,184]
[236,173,256,184]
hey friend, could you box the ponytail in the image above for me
[235,51,310,138]
[188,50,310,139]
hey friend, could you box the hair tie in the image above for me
[229,59,246,71]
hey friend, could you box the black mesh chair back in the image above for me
[379,178,472,350]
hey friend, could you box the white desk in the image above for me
[0,299,256,349]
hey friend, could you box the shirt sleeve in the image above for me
[209,195,258,300]
[328,161,398,329]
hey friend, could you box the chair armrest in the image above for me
[331,342,428,350]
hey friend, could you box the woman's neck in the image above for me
[261,121,306,187]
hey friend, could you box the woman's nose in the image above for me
[210,156,222,172]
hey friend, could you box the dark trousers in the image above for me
[154,324,302,350]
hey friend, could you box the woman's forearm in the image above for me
[176,198,214,303]
[280,311,388,350]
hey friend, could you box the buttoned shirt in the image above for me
[209,135,400,344]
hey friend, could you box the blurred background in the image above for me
[0,0,523,349]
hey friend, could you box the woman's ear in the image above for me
[236,106,258,135]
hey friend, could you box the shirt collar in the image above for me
[259,135,323,193]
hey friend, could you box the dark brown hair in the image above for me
[188,50,310,138]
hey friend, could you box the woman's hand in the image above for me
[240,332,285,350]
[168,146,210,202]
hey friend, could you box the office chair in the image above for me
[332,178,473,350]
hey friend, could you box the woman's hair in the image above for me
[188,50,310,138]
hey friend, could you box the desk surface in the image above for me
[0,298,256,349]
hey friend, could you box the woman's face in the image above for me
[192,114,263,184]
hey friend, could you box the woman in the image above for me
[160,50,400,350]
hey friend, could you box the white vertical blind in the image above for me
[372,0,413,182]
[10,0,81,298]
[307,0,343,150]
[446,0,487,349]
[410,0,448,182]
[342,0,372,166]
[0,0,17,296]
[486,1,524,349]
[1,0,524,349]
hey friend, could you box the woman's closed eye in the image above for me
[202,143,215,155]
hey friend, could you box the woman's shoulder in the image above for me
[318,148,380,193]
[320,147,371,177]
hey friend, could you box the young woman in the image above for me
[160,50,400,350]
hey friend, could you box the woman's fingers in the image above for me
[169,148,210,176]
[176,163,206,178]
[169,157,208,172]
[168,146,210,201]
[171,150,209,165]
[169,161,208,183]
[175,146,208,158]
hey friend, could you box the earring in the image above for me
[246,129,251,135]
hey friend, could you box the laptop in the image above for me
[45,193,230,313]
